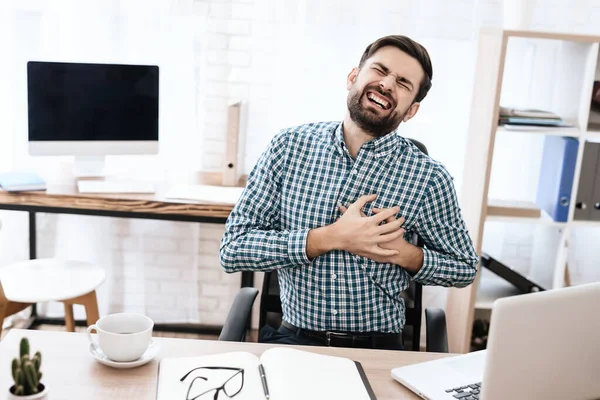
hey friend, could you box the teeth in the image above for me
[367,93,390,109]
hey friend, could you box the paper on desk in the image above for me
[165,184,244,204]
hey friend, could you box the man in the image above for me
[219,35,478,350]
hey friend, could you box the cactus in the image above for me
[19,337,29,359]
[10,337,44,396]
[14,369,24,389]
[11,358,18,381]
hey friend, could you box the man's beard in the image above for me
[347,85,406,138]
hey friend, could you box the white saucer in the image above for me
[89,340,160,369]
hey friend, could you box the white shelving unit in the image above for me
[485,210,566,226]
[445,29,600,354]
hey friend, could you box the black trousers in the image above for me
[258,324,404,351]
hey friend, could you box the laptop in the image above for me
[391,281,600,400]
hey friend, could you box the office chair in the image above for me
[222,138,449,352]
[219,287,259,342]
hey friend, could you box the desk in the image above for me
[0,183,251,333]
[0,329,452,399]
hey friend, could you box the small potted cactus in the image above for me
[9,337,47,399]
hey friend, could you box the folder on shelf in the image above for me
[481,253,546,294]
[535,136,579,222]
[590,148,600,222]
[574,142,600,221]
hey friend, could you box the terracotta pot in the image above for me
[7,384,48,400]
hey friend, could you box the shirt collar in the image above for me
[331,122,400,158]
[332,123,346,156]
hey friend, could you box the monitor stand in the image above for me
[73,156,106,178]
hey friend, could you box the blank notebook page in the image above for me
[156,352,262,400]
[260,347,373,400]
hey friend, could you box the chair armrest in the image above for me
[425,307,449,353]
[219,287,259,342]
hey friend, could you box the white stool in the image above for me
[0,258,106,337]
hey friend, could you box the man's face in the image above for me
[346,46,424,138]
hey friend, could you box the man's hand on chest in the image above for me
[329,194,404,263]
[337,196,424,273]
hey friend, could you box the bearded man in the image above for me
[219,35,478,350]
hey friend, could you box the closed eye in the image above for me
[396,78,413,91]
[396,80,409,89]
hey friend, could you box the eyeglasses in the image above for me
[180,366,245,400]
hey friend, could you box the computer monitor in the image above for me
[27,61,159,177]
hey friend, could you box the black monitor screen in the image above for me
[27,61,159,141]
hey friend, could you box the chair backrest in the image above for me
[258,138,428,351]
[219,287,259,342]
[258,271,283,331]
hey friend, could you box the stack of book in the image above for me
[499,106,574,130]
[0,171,46,192]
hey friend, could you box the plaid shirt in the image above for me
[220,121,478,333]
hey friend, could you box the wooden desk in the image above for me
[0,183,235,223]
[0,329,452,399]
[0,183,251,332]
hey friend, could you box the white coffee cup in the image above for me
[87,313,154,362]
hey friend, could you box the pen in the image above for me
[258,364,270,399]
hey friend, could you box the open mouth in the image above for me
[366,91,393,110]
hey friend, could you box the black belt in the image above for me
[281,320,403,349]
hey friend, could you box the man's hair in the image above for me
[358,35,433,103]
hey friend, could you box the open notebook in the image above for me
[156,347,376,400]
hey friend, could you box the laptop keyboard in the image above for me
[445,382,482,399]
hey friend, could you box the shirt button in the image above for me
[351,169,357,175]
[332,310,338,315]
[331,273,337,280]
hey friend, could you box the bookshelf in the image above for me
[446,28,600,354]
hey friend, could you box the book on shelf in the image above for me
[499,117,573,128]
[156,347,376,400]
[591,81,600,111]
[499,106,561,120]
[0,171,46,192]
[487,199,541,218]
[498,106,574,129]
[589,81,600,131]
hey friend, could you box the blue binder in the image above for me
[536,136,579,222]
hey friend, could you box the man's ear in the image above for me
[403,102,420,122]
[346,68,359,90]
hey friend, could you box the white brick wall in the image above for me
[4,0,600,334]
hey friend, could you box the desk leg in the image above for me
[29,212,38,319]
[29,212,37,260]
